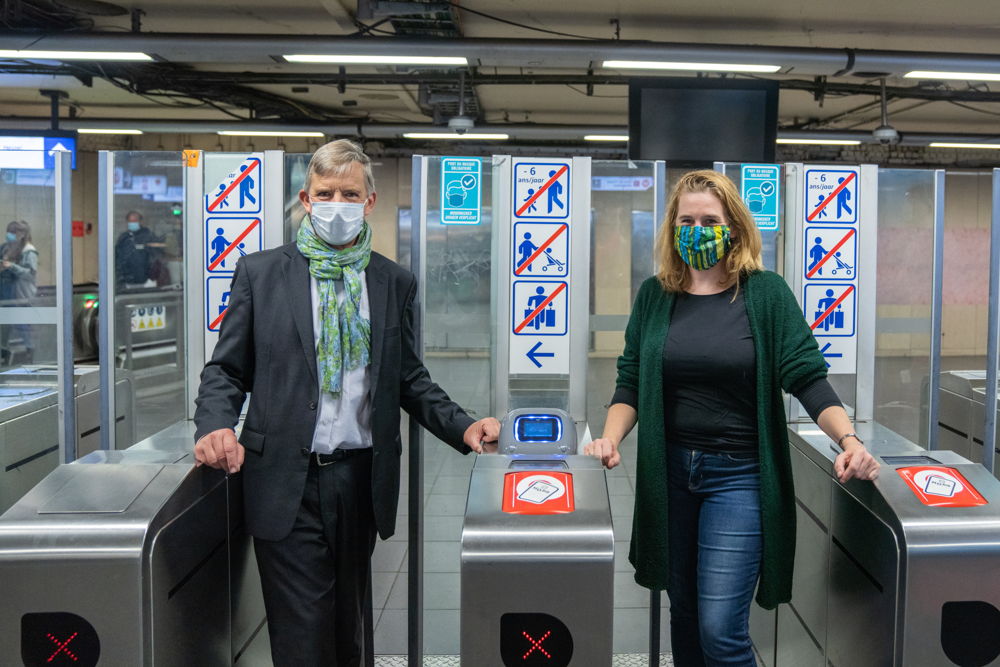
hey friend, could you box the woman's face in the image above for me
[675,191,728,229]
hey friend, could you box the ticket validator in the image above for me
[460,408,614,666]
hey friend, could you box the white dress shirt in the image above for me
[309,271,373,454]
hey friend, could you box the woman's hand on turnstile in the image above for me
[194,428,245,474]
[464,417,501,453]
[834,440,879,483]
[583,438,621,469]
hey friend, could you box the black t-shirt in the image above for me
[663,286,759,453]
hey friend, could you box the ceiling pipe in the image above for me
[2,117,998,147]
[4,33,1000,76]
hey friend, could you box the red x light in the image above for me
[501,613,572,666]
[21,613,99,667]
[522,630,552,659]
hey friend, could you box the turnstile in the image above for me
[926,370,1000,472]
[0,420,268,666]
[461,409,614,666]
[751,421,1000,666]
[0,364,134,513]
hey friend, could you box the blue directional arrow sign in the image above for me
[526,341,555,368]
[819,342,842,369]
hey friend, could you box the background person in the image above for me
[115,210,164,287]
[0,220,38,364]
[193,139,499,666]
[584,170,878,666]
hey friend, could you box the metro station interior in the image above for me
[3,2,1000,666]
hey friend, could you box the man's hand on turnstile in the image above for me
[464,417,501,453]
[194,428,245,474]
[834,440,879,482]
[583,438,621,469]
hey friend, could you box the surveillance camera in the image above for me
[872,125,900,145]
[448,116,474,135]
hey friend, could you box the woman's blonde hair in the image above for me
[654,170,764,292]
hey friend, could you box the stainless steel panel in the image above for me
[775,604,824,667]
[461,454,614,666]
[38,464,162,513]
[749,603,776,667]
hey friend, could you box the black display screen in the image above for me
[500,612,573,666]
[628,78,778,167]
[22,612,100,667]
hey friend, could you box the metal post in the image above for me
[98,151,116,450]
[567,156,592,424]
[983,169,1000,473]
[54,150,75,462]
[493,155,512,417]
[649,590,661,665]
[407,154,426,665]
[928,170,947,450]
[183,151,205,419]
[653,161,666,273]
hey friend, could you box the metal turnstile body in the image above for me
[928,370,1000,471]
[461,409,614,666]
[0,421,268,666]
[0,364,134,514]
[751,421,1000,667]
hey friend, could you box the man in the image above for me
[193,139,499,666]
[114,210,162,287]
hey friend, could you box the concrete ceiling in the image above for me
[1,0,999,144]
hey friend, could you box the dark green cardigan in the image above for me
[618,270,827,609]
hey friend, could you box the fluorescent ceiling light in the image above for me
[284,54,467,66]
[77,128,143,135]
[584,134,629,142]
[217,130,325,137]
[905,70,1000,82]
[403,132,509,140]
[602,60,780,73]
[0,49,151,61]
[929,142,1000,150]
[776,138,861,146]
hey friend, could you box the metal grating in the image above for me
[374,655,675,666]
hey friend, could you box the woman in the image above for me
[0,220,39,364]
[584,171,878,666]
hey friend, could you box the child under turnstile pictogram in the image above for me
[522,188,538,213]
[815,288,845,332]
[525,286,557,330]
[814,195,828,219]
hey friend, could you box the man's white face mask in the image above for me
[309,200,365,246]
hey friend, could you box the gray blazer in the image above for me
[194,243,474,541]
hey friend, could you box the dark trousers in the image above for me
[254,450,377,667]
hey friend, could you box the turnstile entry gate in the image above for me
[0,421,268,666]
[461,409,614,666]
[751,422,1000,666]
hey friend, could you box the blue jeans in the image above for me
[666,446,763,667]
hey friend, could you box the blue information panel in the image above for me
[441,157,481,224]
[741,164,780,230]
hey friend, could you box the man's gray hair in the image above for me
[303,139,376,196]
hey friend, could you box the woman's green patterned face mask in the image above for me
[673,224,732,270]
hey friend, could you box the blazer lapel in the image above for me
[366,255,388,400]
[284,246,318,385]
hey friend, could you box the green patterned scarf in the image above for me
[296,215,372,396]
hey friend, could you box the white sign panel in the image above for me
[513,161,570,220]
[205,155,262,214]
[512,222,569,277]
[509,157,574,375]
[805,167,859,224]
[800,165,862,375]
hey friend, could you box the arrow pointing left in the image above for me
[526,341,555,368]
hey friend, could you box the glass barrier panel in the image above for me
[875,168,937,443]
[111,151,185,442]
